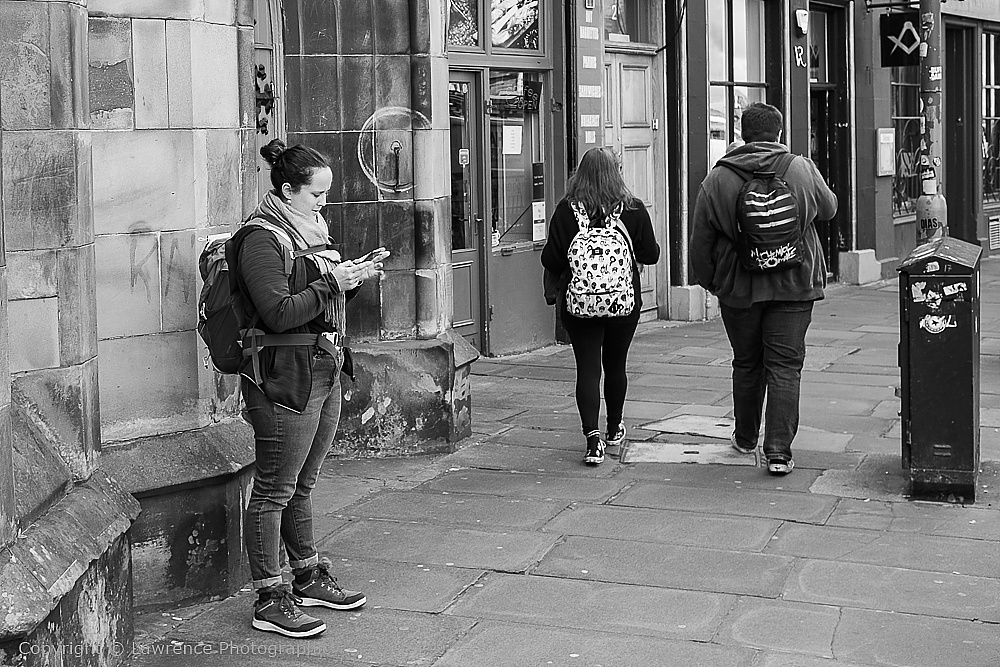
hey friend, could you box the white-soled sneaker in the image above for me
[583,432,605,465]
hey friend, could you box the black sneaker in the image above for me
[292,557,367,610]
[606,422,627,447]
[252,584,326,638]
[767,458,794,475]
[583,431,605,465]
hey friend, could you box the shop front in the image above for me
[447,1,566,356]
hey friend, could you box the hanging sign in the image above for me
[880,12,921,68]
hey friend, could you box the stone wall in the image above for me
[87,0,253,442]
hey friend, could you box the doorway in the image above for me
[808,6,851,280]
[449,73,485,351]
[945,25,977,243]
[604,50,660,318]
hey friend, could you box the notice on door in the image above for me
[532,201,546,242]
[502,125,523,155]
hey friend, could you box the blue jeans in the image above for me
[720,300,814,463]
[242,352,342,589]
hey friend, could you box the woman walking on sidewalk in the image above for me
[541,147,660,465]
[228,139,388,637]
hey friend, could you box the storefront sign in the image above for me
[880,12,920,68]
[523,81,541,113]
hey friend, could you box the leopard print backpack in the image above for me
[565,201,636,318]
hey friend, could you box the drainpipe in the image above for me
[914,0,948,243]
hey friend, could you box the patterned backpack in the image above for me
[565,201,636,318]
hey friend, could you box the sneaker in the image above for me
[606,422,627,447]
[730,431,757,455]
[583,431,605,465]
[252,584,326,638]
[767,458,794,474]
[292,557,367,610]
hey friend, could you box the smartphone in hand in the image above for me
[356,247,389,263]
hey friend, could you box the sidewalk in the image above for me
[131,260,1000,667]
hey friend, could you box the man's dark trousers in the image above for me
[720,300,814,463]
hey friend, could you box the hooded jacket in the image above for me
[689,142,838,308]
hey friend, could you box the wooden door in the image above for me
[605,51,658,318]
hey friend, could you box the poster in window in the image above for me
[492,0,539,50]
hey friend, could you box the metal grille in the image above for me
[989,215,1000,250]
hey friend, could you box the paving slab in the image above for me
[799,394,881,417]
[630,385,732,405]
[809,454,910,502]
[472,405,530,423]
[479,376,576,396]
[798,413,896,437]
[308,475,387,515]
[416,469,628,502]
[440,441,622,478]
[783,560,1000,621]
[826,497,1000,540]
[612,481,839,524]
[541,504,780,551]
[833,608,1000,667]
[491,425,590,450]
[137,593,477,667]
[621,460,819,491]
[444,572,734,642]
[801,345,861,371]
[790,426,854,452]
[631,372,727,390]
[753,654,879,667]
[532,536,796,597]
[620,440,758,466]
[766,523,1000,578]
[493,364,578,382]
[715,597,840,659]
[630,361,733,378]
[643,413,734,439]
[785,450,865,471]
[317,519,559,573]
[434,621,757,667]
[506,410,585,430]
[318,557,483,613]
[345,490,568,530]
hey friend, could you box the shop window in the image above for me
[605,0,650,44]
[707,0,767,166]
[488,71,544,247]
[984,32,1000,207]
[891,66,921,217]
[448,1,541,51]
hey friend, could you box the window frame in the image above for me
[448,0,548,59]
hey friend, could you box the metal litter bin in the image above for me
[898,236,982,501]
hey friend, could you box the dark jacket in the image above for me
[689,142,838,308]
[541,198,661,314]
[227,225,359,412]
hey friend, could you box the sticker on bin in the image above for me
[943,282,968,296]
[926,261,940,272]
[919,314,956,334]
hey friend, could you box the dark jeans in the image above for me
[562,309,640,434]
[242,352,342,589]
[720,300,813,463]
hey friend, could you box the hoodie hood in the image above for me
[715,141,789,175]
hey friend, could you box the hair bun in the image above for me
[260,138,288,166]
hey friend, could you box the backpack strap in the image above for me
[772,153,797,180]
[717,152,797,181]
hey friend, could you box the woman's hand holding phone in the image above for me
[353,247,390,281]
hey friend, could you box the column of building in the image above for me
[0,0,139,663]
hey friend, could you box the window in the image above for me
[488,71,544,247]
[707,0,767,167]
[891,65,921,217]
[605,0,651,44]
[448,0,541,52]
[984,32,1000,207]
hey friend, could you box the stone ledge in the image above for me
[99,420,255,496]
[0,470,139,640]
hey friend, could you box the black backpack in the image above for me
[718,153,803,273]
[197,217,324,374]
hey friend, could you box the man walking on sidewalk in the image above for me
[689,103,838,474]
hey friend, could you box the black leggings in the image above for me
[561,310,640,435]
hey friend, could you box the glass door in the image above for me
[450,72,485,351]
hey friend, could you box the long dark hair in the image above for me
[260,138,329,193]
[564,147,636,222]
